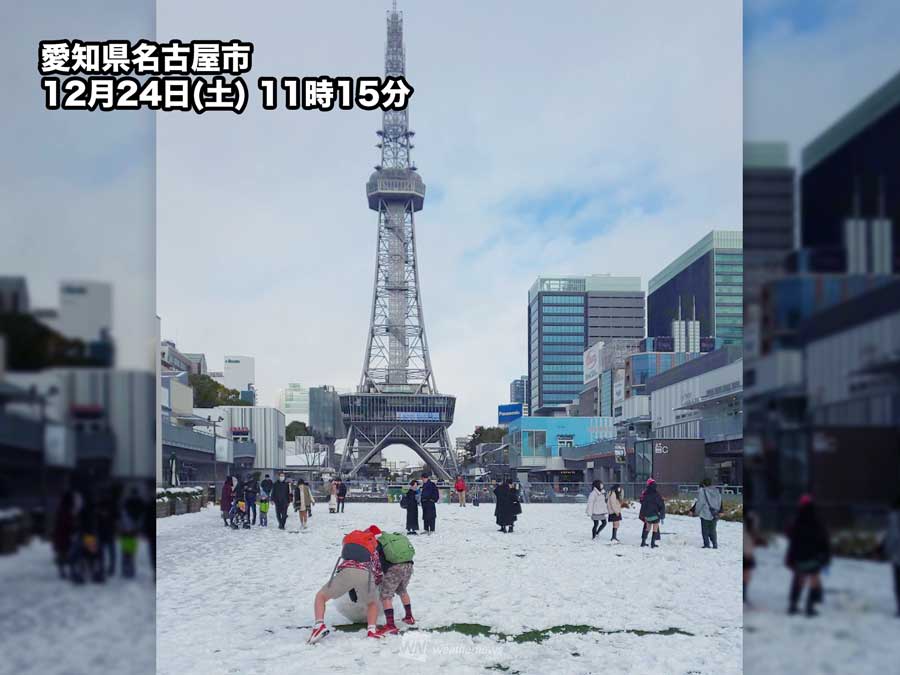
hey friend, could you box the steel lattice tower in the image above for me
[339,3,459,481]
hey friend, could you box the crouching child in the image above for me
[374,532,416,637]
[308,525,384,644]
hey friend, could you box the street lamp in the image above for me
[209,415,224,503]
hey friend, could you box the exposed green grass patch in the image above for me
[332,621,693,642]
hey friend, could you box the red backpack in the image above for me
[341,529,378,562]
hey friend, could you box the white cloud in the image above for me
[157,0,741,462]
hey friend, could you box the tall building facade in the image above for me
[528,275,644,416]
[278,382,310,425]
[223,355,255,403]
[310,385,346,443]
[744,142,794,310]
[647,230,743,346]
[509,375,529,415]
[801,70,900,271]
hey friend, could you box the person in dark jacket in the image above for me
[785,495,831,617]
[270,472,291,530]
[420,474,439,534]
[96,491,117,577]
[404,480,420,535]
[52,491,76,579]
[143,492,155,579]
[244,473,259,525]
[639,479,665,548]
[494,479,518,533]
[220,476,234,527]
[336,479,348,513]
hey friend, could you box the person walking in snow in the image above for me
[403,479,420,535]
[420,474,439,534]
[607,484,624,542]
[882,496,900,617]
[785,494,831,617]
[586,480,609,540]
[639,478,665,548]
[258,474,272,528]
[691,478,724,549]
[220,475,234,527]
[244,473,259,526]
[271,472,291,530]
[293,478,315,530]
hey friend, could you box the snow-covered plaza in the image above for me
[157,501,743,674]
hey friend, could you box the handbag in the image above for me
[513,500,522,515]
[701,489,718,521]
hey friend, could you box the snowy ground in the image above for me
[157,502,742,675]
[744,536,899,675]
[0,540,155,674]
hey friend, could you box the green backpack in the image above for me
[378,532,415,564]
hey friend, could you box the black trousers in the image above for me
[422,501,436,531]
[337,497,345,513]
[894,564,900,612]
[275,503,289,528]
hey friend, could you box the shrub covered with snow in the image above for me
[665,498,743,522]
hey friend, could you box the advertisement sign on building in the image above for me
[498,403,524,425]
[614,443,626,464]
[396,411,440,422]
[612,369,625,407]
[583,341,603,384]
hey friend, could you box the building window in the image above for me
[541,315,585,324]
[543,305,585,314]
[543,325,585,334]
[543,335,585,344]
[542,295,585,305]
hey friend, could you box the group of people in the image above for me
[52,486,154,584]
[309,524,417,643]
[584,478,724,550]
[399,474,440,535]
[220,472,313,531]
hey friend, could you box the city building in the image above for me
[801,69,900,271]
[647,345,743,484]
[528,274,645,416]
[309,385,346,443]
[0,277,29,313]
[196,405,286,475]
[38,281,113,345]
[509,375,529,415]
[647,230,743,346]
[160,340,194,373]
[505,415,616,485]
[182,353,208,376]
[278,382,310,425]
[743,142,795,315]
[223,355,255,403]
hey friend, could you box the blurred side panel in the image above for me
[0,1,156,673]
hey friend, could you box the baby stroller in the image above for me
[229,497,251,530]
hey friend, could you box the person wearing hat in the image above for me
[785,494,831,616]
[638,478,665,548]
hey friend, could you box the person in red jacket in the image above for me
[454,475,467,508]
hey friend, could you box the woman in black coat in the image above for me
[404,480,420,535]
[494,479,518,533]
[785,495,831,616]
[638,479,665,548]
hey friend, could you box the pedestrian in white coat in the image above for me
[586,480,609,540]
[607,485,624,542]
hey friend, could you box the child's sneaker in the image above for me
[374,625,399,637]
[367,629,385,639]
[402,615,416,626]
[307,622,330,644]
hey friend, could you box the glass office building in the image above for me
[647,230,743,346]
[528,275,645,415]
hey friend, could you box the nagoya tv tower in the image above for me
[339,2,459,481]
